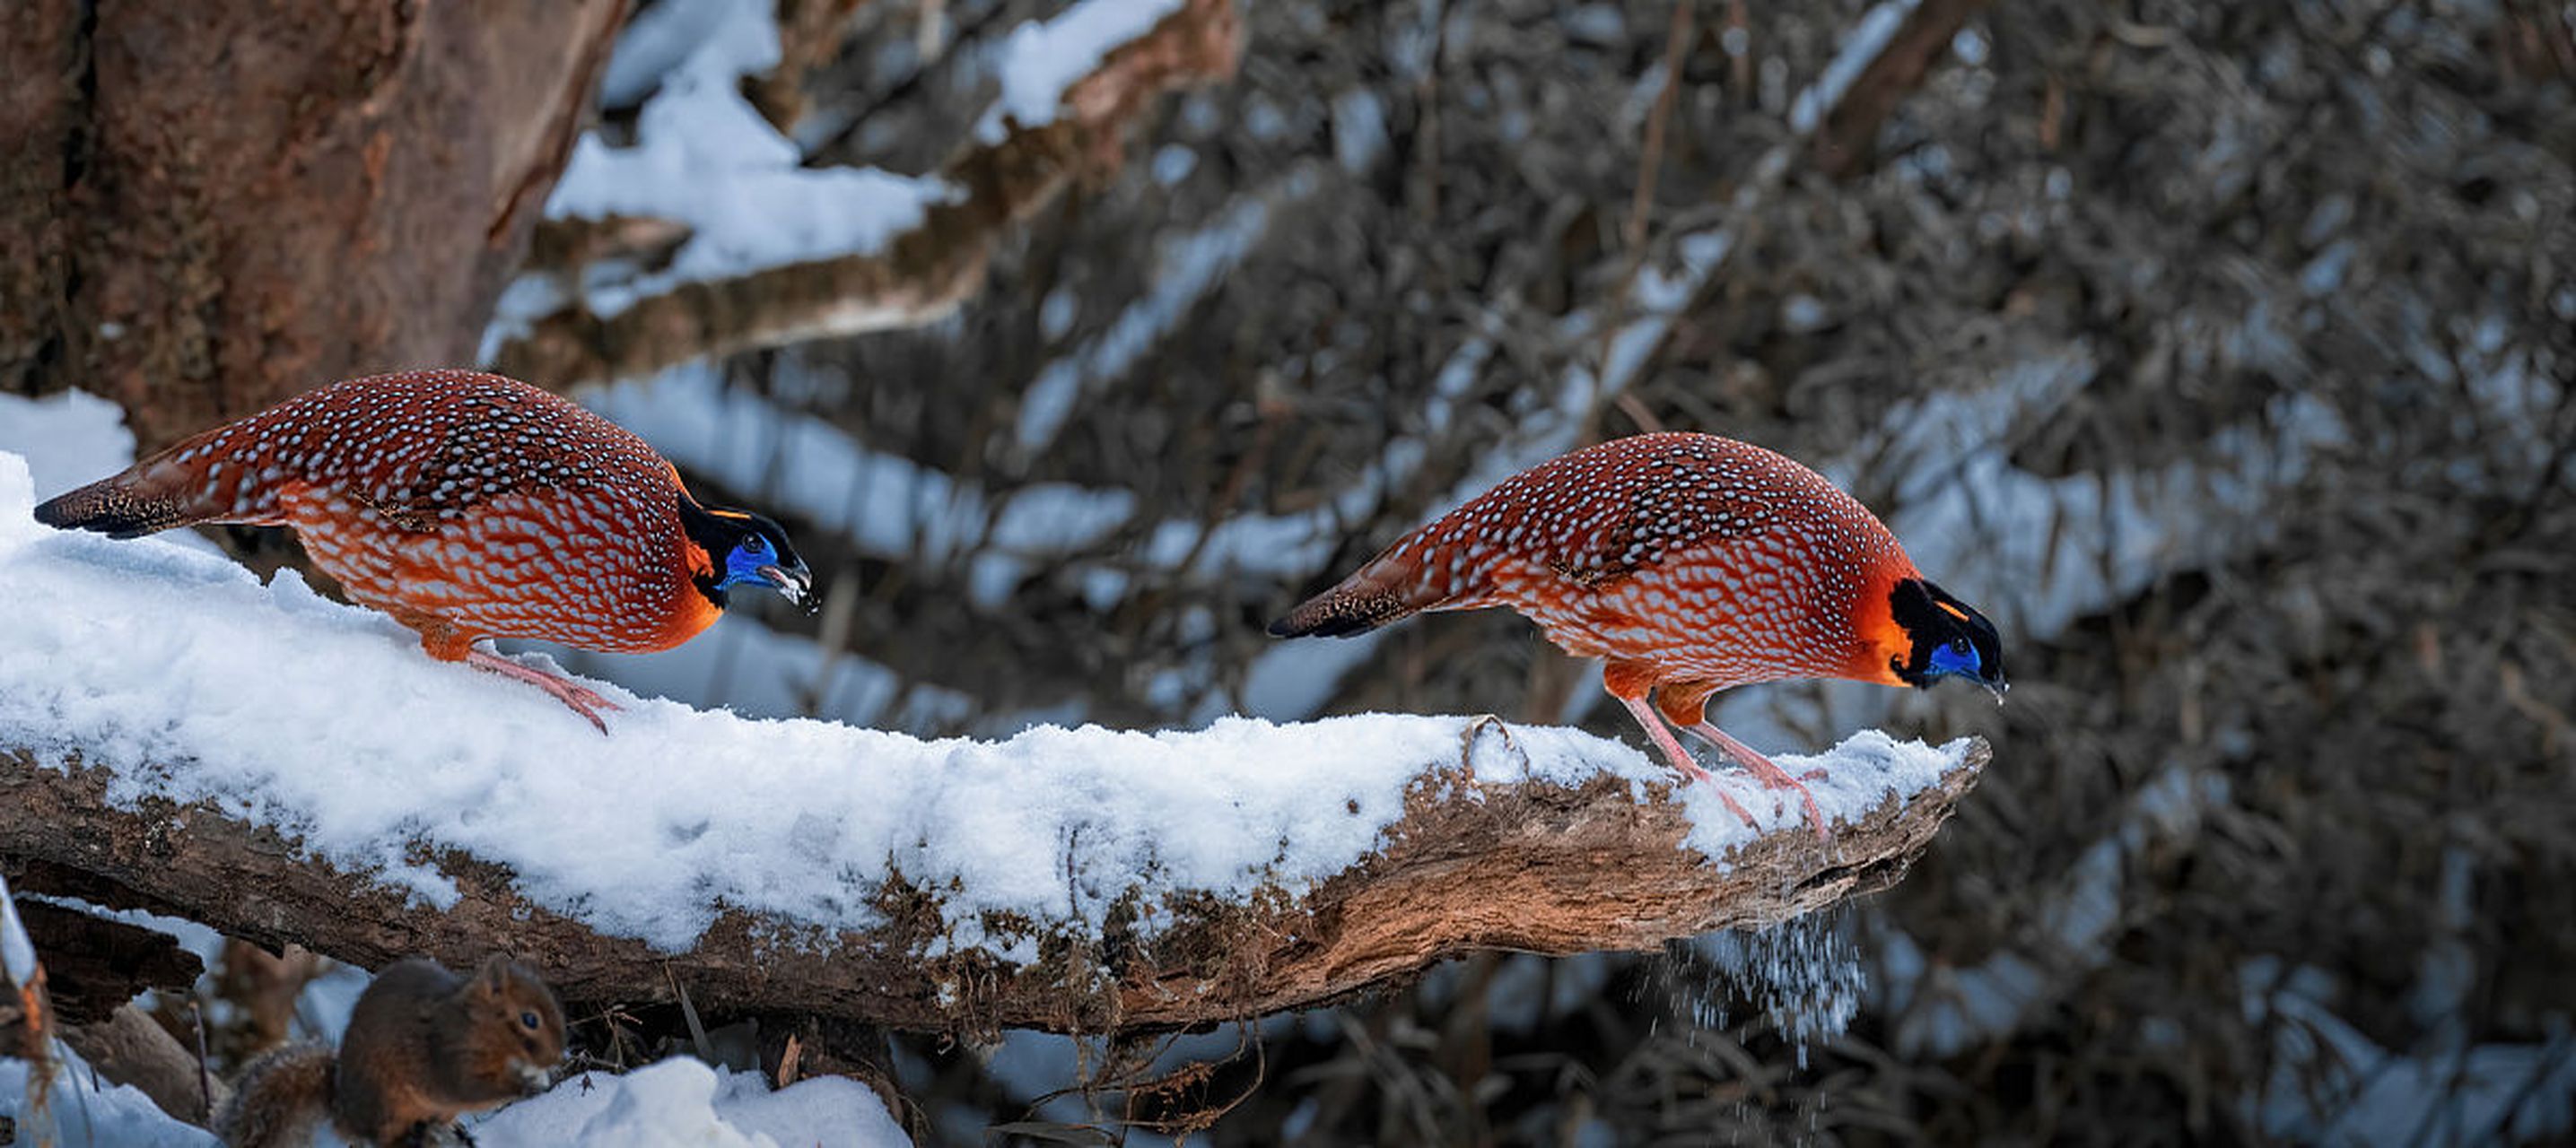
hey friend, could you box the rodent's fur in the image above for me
[214,955,566,1147]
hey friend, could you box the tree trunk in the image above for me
[0,0,627,454]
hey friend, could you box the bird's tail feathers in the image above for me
[32,434,240,539]
[1270,547,1470,638]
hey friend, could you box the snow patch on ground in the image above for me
[0,1048,906,1148]
[473,1057,911,1147]
[0,451,1967,960]
[0,1048,220,1147]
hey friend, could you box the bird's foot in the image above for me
[1616,695,1764,830]
[1684,722,1829,843]
[466,649,620,735]
[1671,753,1763,828]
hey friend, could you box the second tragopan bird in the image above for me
[1271,431,2005,839]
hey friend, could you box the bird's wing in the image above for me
[1522,452,1777,588]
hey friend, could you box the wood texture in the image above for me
[1,735,1986,1039]
[0,0,628,452]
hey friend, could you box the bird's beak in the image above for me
[1985,679,2008,706]
[758,564,818,613]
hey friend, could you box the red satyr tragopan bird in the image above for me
[1271,431,2004,839]
[33,370,814,730]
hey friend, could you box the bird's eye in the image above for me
[1950,639,1971,655]
[742,535,768,556]
[520,1010,540,1031]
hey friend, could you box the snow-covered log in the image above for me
[1,741,1983,1037]
[0,455,1986,1035]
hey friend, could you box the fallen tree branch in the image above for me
[489,0,1244,389]
[0,737,1985,1039]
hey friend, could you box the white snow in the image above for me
[537,598,975,733]
[0,388,136,503]
[472,1057,911,1147]
[0,1048,907,1148]
[0,449,1969,961]
[1787,0,1922,135]
[2242,957,2576,1144]
[598,0,755,109]
[587,363,1139,568]
[524,0,957,323]
[1331,90,1390,173]
[1685,915,1865,1053]
[0,1048,221,1148]
[976,0,1189,143]
[1151,142,1198,186]
[1,872,36,987]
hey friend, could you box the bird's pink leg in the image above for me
[1612,694,1761,829]
[466,649,620,734]
[1682,722,1828,842]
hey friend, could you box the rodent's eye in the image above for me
[520,1010,541,1031]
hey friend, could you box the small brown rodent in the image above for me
[214,954,566,1147]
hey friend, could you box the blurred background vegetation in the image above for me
[9,0,2574,1142]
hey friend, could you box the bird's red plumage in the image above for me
[1288,432,1921,695]
[1276,432,1935,839]
[71,370,721,657]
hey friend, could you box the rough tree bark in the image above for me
[0,0,628,453]
[0,737,1986,1039]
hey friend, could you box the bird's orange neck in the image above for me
[1846,557,1925,686]
[651,530,728,651]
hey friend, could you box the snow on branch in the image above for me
[485,0,1244,388]
[1791,0,1990,177]
[0,456,1986,1034]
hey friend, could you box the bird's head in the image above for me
[1874,577,2006,700]
[680,500,816,613]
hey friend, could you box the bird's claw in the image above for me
[466,649,622,735]
[536,678,619,735]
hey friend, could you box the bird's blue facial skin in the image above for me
[717,535,773,591]
[1927,639,1982,682]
